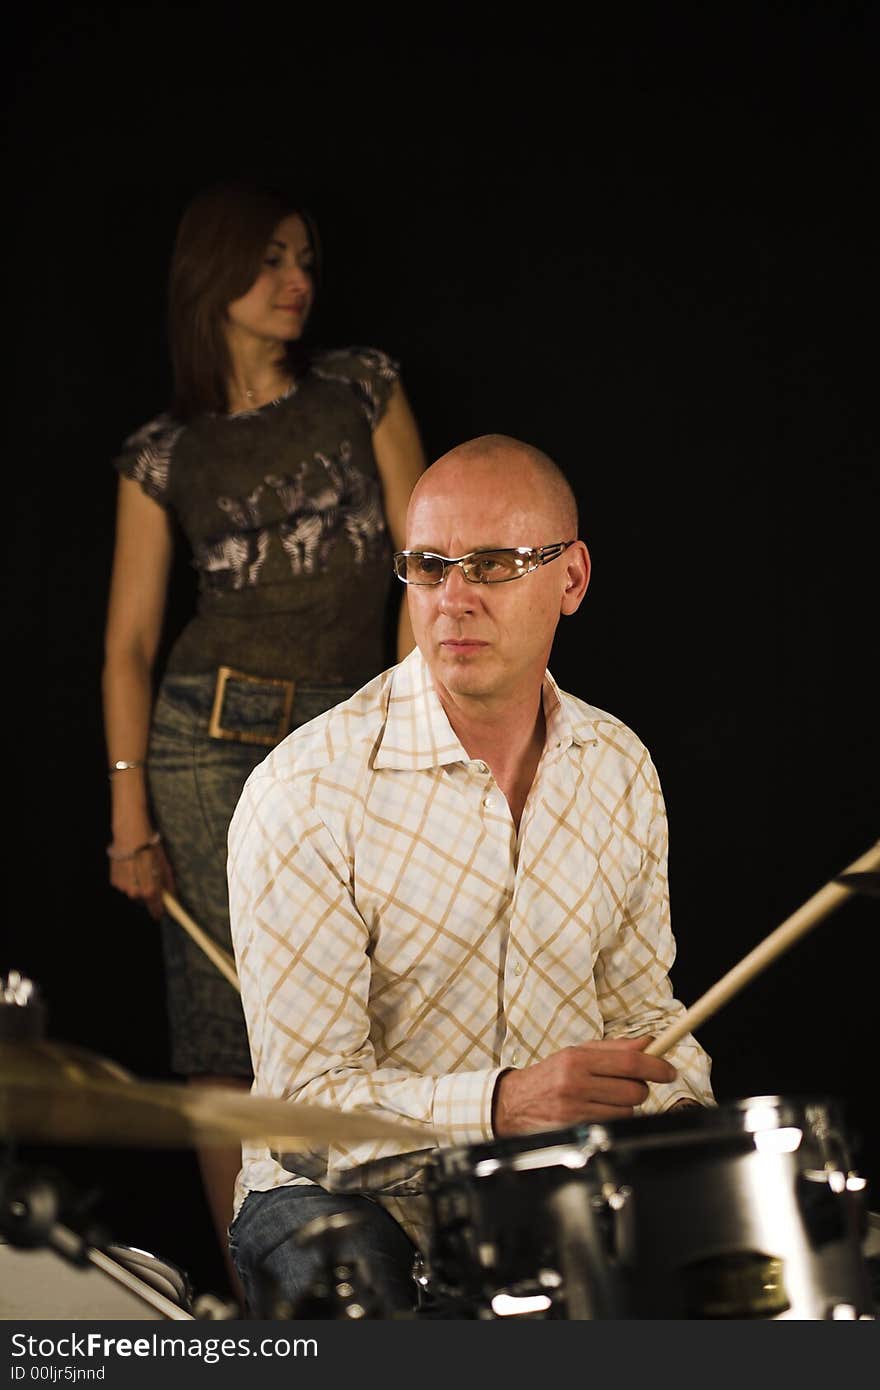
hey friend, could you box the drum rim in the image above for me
[105,1244,192,1308]
[428,1093,851,1177]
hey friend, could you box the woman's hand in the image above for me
[108,832,176,921]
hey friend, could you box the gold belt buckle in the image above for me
[208,665,295,747]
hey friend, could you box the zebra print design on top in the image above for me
[118,414,184,506]
[193,442,387,590]
[311,347,399,430]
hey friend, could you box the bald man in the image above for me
[227,435,713,1316]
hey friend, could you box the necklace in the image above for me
[238,375,290,406]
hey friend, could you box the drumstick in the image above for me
[645,839,880,1058]
[161,890,240,993]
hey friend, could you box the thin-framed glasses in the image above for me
[393,541,575,586]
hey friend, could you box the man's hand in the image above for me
[492,1036,678,1136]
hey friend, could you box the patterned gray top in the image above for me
[114,347,399,685]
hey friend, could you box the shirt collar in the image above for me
[373,649,592,771]
[543,670,597,753]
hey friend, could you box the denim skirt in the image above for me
[147,671,355,1076]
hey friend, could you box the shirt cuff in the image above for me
[432,1068,505,1145]
[641,1079,716,1114]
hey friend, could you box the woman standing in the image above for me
[101,182,426,1293]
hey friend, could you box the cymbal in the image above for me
[1,1039,136,1086]
[0,1040,432,1151]
[331,1147,434,1193]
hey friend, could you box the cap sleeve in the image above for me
[311,347,400,430]
[112,413,183,508]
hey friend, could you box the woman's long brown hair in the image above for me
[168,182,320,420]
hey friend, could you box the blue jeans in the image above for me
[147,673,355,1075]
[228,1185,420,1319]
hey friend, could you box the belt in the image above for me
[207,665,296,748]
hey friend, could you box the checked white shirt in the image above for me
[228,647,713,1239]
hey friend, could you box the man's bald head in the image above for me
[407,435,579,543]
[402,434,591,710]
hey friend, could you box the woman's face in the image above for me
[226,213,315,345]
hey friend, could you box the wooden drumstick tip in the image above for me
[161,890,240,993]
[646,839,880,1059]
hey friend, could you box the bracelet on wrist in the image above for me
[107,831,162,862]
[109,760,145,777]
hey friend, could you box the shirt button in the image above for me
[483,795,494,808]
[511,1050,520,1066]
[512,960,523,976]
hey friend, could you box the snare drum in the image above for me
[586,1095,875,1319]
[424,1095,875,1320]
[424,1127,620,1319]
[0,1239,193,1319]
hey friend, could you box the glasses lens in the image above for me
[399,553,446,584]
[463,550,533,583]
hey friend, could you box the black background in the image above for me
[8,5,879,1305]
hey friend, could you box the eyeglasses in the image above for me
[393,541,575,586]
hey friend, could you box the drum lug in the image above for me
[597,1182,631,1212]
[827,1303,875,1320]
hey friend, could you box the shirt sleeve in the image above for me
[227,765,501,1183]
[592,753,715,1112]
[112,413,183,508]
[311,347,400,431]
